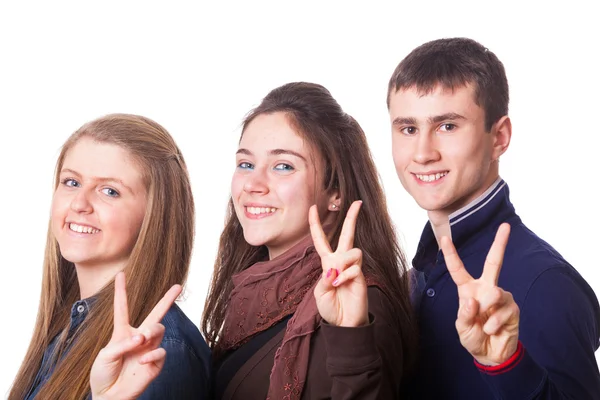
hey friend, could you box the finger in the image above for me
[330,248,362,273]
[332,264,364,287]
[97,334,146,363]
[337,201,362,253]
[441,236,473,287]
[113,272,130,338]
[309,204,333,257]
[483,300,520,335]
[478,287,506,315]
[140,285,182,328]
[481,223,511,286]
[139,323,166,346]
[139,347,167,365]
[314,268,338,299]
[455,298,479,335]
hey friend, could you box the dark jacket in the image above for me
[215,287,405,399]
[408,178,600,399]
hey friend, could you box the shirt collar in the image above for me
[412,177,515,271]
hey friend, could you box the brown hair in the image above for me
[202,82,417,371]
[387,37,509,131]
[9,114,195,400]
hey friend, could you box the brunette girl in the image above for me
[202,82,417,399]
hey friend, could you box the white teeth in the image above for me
[69,223,100,234]
[416,172,448,182]
[246,207,277,215]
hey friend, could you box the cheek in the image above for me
[230,173,244,198]
[445,132,489,162]
[282,175,314,205]
[392,139,411,167]
[104,203,145,244]
[50,192,68,233]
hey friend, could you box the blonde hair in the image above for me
[10,114,195,400]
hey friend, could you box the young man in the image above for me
[387,37,600,399]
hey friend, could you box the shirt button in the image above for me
[77,305,85,313]
[426,288,436,297]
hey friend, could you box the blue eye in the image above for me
[101,187,120,197]
[274,163,294,172]
[238,162,254,170]
[62,178,80,187]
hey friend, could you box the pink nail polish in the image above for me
[326,269,333,278]
[332,278,339,286]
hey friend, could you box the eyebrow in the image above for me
[392,112,466,126]
[236,148,308,162]
[429,113,466,124]
[60,168,135,194]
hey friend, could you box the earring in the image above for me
[331,204,337,209]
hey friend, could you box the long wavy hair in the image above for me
[9,114,195,400]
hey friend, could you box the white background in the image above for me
[1,1,598,396]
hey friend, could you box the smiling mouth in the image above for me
[245,206,277,216]
[414,171,448,182]
[69,223,100,234]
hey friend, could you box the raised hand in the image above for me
[441,223,520,366]
[310,200,368,327]
[90,272,182,400]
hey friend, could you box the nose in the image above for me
[243,168,269,195]
[69,188,94,214]
[413,132,441,164]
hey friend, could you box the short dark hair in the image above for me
[387,37,509,131]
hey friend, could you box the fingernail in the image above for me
[326,269,333,278]
[332,278,340,286]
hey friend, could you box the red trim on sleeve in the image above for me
[474,341,525,376]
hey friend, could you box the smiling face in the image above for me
[389,84,506,220]
[51,137,148,269]
[231,112,333,259]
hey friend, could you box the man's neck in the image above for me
[427,210,451,248]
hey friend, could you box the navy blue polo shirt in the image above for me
[408,178,600,399]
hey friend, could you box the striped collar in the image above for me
[449,177,506,226]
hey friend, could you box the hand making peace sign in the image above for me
[90,272,182,400]
[309,200,369,328]
[441,223,520,366]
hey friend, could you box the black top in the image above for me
[213,315,292,399]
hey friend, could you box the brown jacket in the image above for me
[219,287,405,399]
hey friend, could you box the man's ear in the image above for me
[492,115,512,160]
